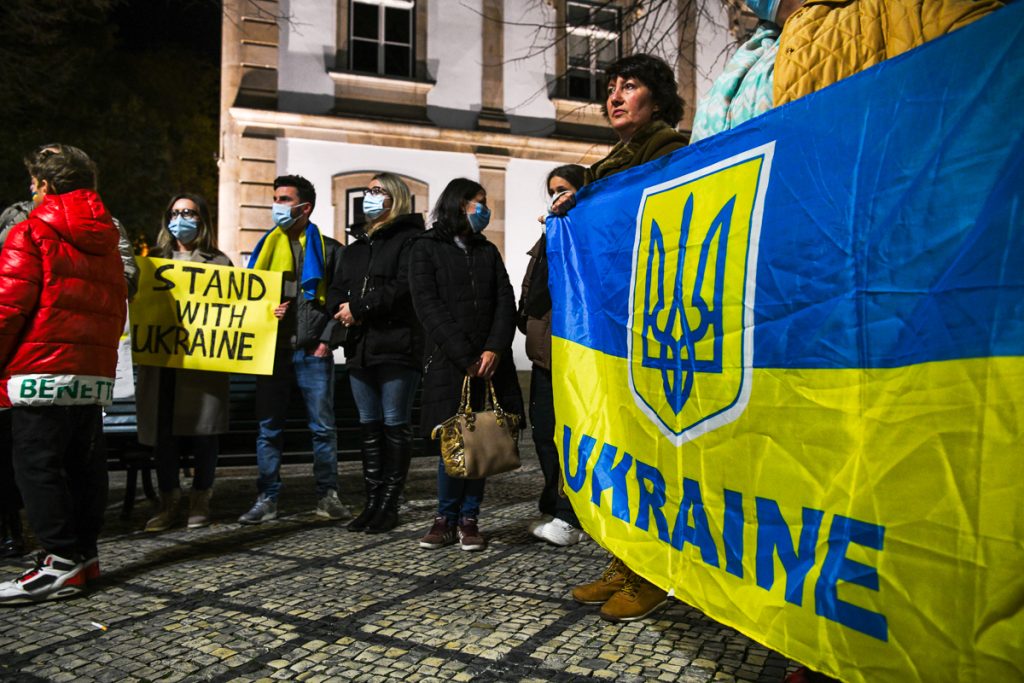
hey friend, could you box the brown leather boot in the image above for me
[187,488,213,529]
[599,569,668,622]
[571,557,627,604]
[144,489,182,532]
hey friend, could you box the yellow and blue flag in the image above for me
[247,222,328,305]
[548,7,1023,682]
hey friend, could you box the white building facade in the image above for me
[219,0,745,367]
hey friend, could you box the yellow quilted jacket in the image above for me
[774,0,1005,105]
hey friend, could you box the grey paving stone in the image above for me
[0,443,800,682]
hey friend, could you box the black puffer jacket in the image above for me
[409,227,524,437]
[327,213,425,370]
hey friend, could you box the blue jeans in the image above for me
[436,450,485,522]
[348,365,420,426]
[255,348,338,500]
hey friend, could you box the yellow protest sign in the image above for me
[129,257,281,375]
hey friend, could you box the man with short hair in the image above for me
[239,174,349,523]
[0,144,127,604]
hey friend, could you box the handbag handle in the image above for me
[459,374,508,417]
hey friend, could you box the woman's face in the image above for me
[547,175,578,197]
[170,197,201,245]
[366,178,393,218]
[464,190,487,215]
[606,75,657,142]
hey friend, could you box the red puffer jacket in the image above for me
[0,189,127,408]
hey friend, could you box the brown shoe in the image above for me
[418,516,456,549]
[144,489,182,532]
[457,518,485,551]
[571,557,627,605]
[187,488,213,529]
[599,569,668,622]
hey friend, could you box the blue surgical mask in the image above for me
[168,216,199,245]
[744,0,781,22]
[362,193,387,220]
[272,202,307,229]
[467,203,491,233]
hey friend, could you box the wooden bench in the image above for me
[104,366,426,517]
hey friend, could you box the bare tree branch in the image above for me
[489,0,755,123]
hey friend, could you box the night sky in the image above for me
[111,0,221,63]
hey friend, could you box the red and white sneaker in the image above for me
[82,555,100,583]
[0,552,85,605]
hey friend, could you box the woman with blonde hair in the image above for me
[328,173,425,533]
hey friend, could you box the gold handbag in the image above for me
[431,375,521,479]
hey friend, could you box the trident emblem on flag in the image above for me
[628,144,774,444]
[641,194,733,414]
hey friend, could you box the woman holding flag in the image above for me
[550,54,687,623]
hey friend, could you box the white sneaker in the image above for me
[527,514,553,534]
[533,518,586,546]
[0,552,86,605]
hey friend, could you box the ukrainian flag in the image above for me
[548,7,1023,682]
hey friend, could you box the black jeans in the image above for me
[530,367,579,526]
[154,369,219,492]
[11,405,108,559]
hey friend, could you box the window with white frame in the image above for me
[565,1,621,101]
[350,0,415,78]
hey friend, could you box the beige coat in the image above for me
[136,248,232,446]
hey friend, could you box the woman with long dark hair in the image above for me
[409,178,523,551]
[328,172,424,534]
[520,164,587,547]
[140,193,232,531]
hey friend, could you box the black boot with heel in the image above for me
[366,423,412,534]
[347,422,385,532]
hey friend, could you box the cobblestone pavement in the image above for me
[0,451,796,682]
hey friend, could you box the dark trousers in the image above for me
[0,410,22,514]
[154,369,219,492]
[11,405,108,559]
[530,366,579,526]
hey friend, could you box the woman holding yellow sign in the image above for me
[139,193,232,531]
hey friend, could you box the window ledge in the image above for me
[328,70,433,96]
[551,97,606,127]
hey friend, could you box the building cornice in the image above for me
[228,107,612,163]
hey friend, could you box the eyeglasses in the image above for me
[363,187,391,197]
[170,208,199,219]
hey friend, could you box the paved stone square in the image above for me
[0,451,796,682]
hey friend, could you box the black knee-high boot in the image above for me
[366,423,412,533]
[347,422,385,531]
